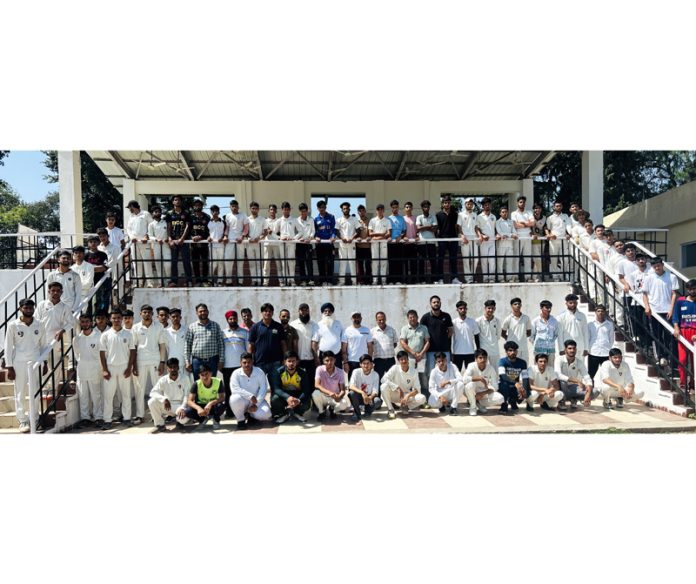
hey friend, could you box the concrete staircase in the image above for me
[577,297,694,417]
[0,368,80,433]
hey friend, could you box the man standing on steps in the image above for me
[245,201,265,286]
[435,196,460,285]
[545,200,571,281]
[35,282,74,374]
[165,195,193,288]
[46,249,81,312]
[276,201,301,286]
[223,199,249,286]
[295,202,316,286]
[386,200,407,285]
[368,203,391,285]
[4,299,47,433]
[73,314,104,428]
[125,200,153,287]
[672,279,696,390]
[642,256,679,366]
[184,303,225,380]
[457,197,477,284]
[474,197,497,283]
[415,200,437,284]
[131,304,167,425]
[71,246,95,301]
[587,304,615,382]
[99,309,136,430]
[148,205,170,287]
[313,200,336,286]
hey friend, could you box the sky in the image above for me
[0,150,54,203]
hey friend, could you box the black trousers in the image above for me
[387,243,402,284]
[402,243,418,284]
[587,354,609,382]
[191,243,209,283]
[356,246,372,284]
[373,357,393,381]
[316,243,334,284]
[299,359,317,383]
[222,366,240,413]
[418,242,437,283]
[170,243,193,284]
[452,353,475,371]
[270,393,311,417]
[296,243,314,284]
[437,241,459,283]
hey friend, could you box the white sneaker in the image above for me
[275,414,290,424]
[469,407,477,416]
[387,410,396,420]
[451,278,462,285]
[477,404,488,414]
[19,421,30,433]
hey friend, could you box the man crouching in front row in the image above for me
[177,364,226,430]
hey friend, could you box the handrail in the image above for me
[0,232,97,238]
[0,248,60,306]
[628,241,690,285]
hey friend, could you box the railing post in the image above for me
[28,362,37,434]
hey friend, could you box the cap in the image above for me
[320,302,335,313]
[351,311,361,318]
[650,256,664,265]
[225,310,238,319]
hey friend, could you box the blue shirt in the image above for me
[497,356,529,384]
[388,214,406,240]
[248,320,286,365]
[314,213,336,240]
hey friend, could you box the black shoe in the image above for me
[510,401,519,411]
[557,401,568,412]
[151,425,167,434]
[102,422,112,430]
[317,412,326,422]
[526,403,534,412]
[449,407,459,416]
[236,420,248,431]
[499,403,509,415]
[329,407,337,420]
[364,404,375,417]
[164,415,176,424]
[173,422,186,432]
[350,413,361,423]
[439,405,447,413]
[540,402,552,411]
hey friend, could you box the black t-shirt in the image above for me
[248,319,286,365]
[191,212,211,240]
[84,249,108,283]
[165,210,192,240]
[420,310,453,352]
[436,209,458,238]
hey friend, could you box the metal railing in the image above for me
[570,239,695,408]
[612,228,668,260]
[0,233,95,269]
[125,236,576,288]
[26,244,133,432]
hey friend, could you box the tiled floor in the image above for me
[44,399,696,435]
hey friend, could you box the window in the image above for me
[681,241,696,268]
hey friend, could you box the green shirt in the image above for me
[399,324,430,354]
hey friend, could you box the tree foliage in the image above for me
[534,151,696,214]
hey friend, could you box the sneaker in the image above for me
[94,419,104,429]
[438,405,447,413]
[102,422,112,430]
[510,401,519,411]
[317,412,326,422]
[437,280,444,285]
[451,278,462,285]
[236,420,248,430]
[557,401,568,412]
[498,405,511,416]
[469,407,477,416]
[172,422,186,432]
[151,425,167,434]
[19,421,30,433]
[526,403,534,412]
[400,405,410,416]
[121,419,132,427]
[602,400,613,409]
[387,410,396,420]
[197,416,210,429]
[350,413,361,423]
[449,407,459,416]
[132,417,143,426]
[615,397,624,409]
[540,402,552,411]
[292,412,307,423]
[212,420,221,430]
[328,407,337,420]
[275,414,290,424]
[422,403,432,410]
[569,399,578,410]
[477,404,488,414]
[164,415,176,424]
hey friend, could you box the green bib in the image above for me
[196,377,221,405]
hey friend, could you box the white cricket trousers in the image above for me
[518,238,532,281]
[311,390,351,413]
[496,240,517,280]
[541,388,564,408]
[148,397,185,427]
[229,394,273,422]
[210,245,225,283]
[380,388,426,411]
[463,382,505,411]
[600,386,644,403]
[371,241,388,281]
[103,370,132,422]
[77,373,103,421]
[428,382,463,408]
[13,361,40,425]
[152,241,171,284]
[477,241,495,282]
[224,242,241,281]
[338,242,356,278]
[460,240,476,282]
[279,242,296,284]
[263,242,282,281]
[548,238,567,277]
[245,243,262,284]
[132,241,154,286]
[134,362,160,419]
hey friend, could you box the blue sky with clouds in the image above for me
[0,150,54,203]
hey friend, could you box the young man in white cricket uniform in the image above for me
[457,197,478,283]
[275,201,301,285]
[527,353,564,411]
[336,201,362,285]
[556,293,589,358]
[427,351,463,415]
[4,299,47,433]
[223,198,249,285]
[368,203,392,284]
[131,304,167,425]
[501,297,532,365]
[147,357,188,433]
[545,200,571,281]
[476,300,501,366]
[495,204,518,282]
[555,339,598,409]
[511,196,535,282]
[451,301,480,371]
[348,353,383,422]
[71,246,94,299]
[380,350,426,419]
[125,200,153,287]
[147,205,170,286]
[99,309,136,430]
[597,348,644,409]
[207,205,226,286]
[245,201,265,285]
[73,314,104,428]
[461,348,504,416]
[474,197,497,283]
[46,249,81,312]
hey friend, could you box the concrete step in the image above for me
[0,381,14,398]
[0,412,19,429]
[0,396,14,414]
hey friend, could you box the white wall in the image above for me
[134,282,571,350]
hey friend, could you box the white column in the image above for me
[58,151,83,248]
[123,179,148,227]
[522,178,534,207]
[582,151,604,224]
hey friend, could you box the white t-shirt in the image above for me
[597,359,634,386]
[72,262,95,295]
[475,212,496,238]
[225,211,249,241]
[461,361,499,390]
[416,214,437,240]
[132,321,165,365]
[349,368,380,396]
[428,362,462,392]
[99,328,134,367]
[341,326,373,362]
[642,271,679,313]
[528,364,558,388]
[337,216,362,240]
[511,209,534,238]
[501,313,531,357]
[475,316,501,359]
[223,327,249,368]
[312,319,344,353]
[452,316,480,355]
[457,211,477,237]
[290,319,319,361]
[74,329,102,379]
[164,325,188,365]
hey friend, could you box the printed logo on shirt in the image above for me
[272,329,278,335]
[34,330,39,335]
[18,331,24,337]
[90,343,96,348]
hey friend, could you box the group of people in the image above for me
[112,195,586,288]
[5,286,652,432]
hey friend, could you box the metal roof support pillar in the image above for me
[582,151,604,224]
[58,151,83,248]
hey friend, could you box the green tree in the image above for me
[22,192,60,232]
